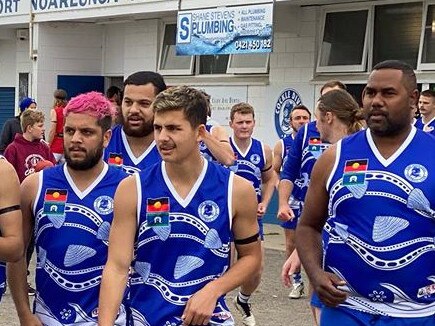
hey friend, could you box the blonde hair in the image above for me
[317,89,364,134]
[21,109,44,132]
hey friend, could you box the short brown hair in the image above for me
[420,89,435,99]
[152,86,208,128]
[21,109,44,132]
[230,102,255,121]
[320,80,347,95]
[291,105,311,120]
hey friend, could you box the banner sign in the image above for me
[176,3,273,55]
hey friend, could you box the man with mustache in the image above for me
[297,60,435,325]
[8,92,128,325]
[104,71,167,174]
[98,86,261,326]
[416,89,435,134]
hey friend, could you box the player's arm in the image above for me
[272,140,283,176]
[98,175,137,326]
[182,175,261,326]
[47,109,57,145]
[258,144,276,217]
[8,172,42,326]
[281,249,301,287]
[0,159,23,261]
[277,129,304,222]
[200,125,235,166]
[295,145,347,307]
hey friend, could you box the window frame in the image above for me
[226,53,270,74]
[158,22,269,76]
[418,1,435,70]
[157,22,195,76]
[316,6,372,73]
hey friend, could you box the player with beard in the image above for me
[104,71,167,174]
[8,92,128,325]
[297,60,435,325]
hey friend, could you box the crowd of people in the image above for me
[0,59,433,326]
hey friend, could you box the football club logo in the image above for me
[274,88,303,138]
[250,154,261,164]
[404,164,428,183]
[146,197,170,227]
[198,200,220,222]
[93,196,114,215]
[342,159,368,186]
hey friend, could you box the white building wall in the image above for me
[0,2,322,146]
[123,19,159,77]
[0,39,16,87]
[251,5,318,146]
[34,22,104,119]
[103,24,125,77]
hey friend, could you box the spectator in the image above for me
[48,89,68,163]
[0,97,36,154]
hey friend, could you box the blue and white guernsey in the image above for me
[33,163,128,325]
[199,123,218,163]
[0,262,5,302]
[130,160,234,325]
[229,137,265,203]
[281,121,330,202]
[104,124,161,174]
[325,127,435,317]
[280,134,294,163]
[414,117,435,136]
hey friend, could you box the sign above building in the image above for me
[176,3,273,55]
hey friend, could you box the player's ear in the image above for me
[197,124,206,142]
[103,129,112,148]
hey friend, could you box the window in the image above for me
[227,53,269,74]
[317,9,370,72]
[317,3,424,74]
[419,3,435,70]
[158,24,269,76]
[158,24,194,75]
[198,55,229,75]
[373,2,422,69]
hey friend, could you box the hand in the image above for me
[19,313,43,326]
[281,250,301,287]
[277,204,294,222]
[257,203,267,217]
[311,270,348,307]
[181,286,219,325]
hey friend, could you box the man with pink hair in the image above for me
[8,92,129,325]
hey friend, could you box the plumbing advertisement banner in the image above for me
[176,3,273,55]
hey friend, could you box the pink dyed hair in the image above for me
[64,91,115,119]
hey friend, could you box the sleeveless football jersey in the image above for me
[130,160,234,325]
[414,117,435,136]
[32,163,128,325]
[0,263,5,302]
[104,124,161,174]
[199,124,218,163]
[229,137,265,203]
[280,134,295,162]
[281,121,329,202]
[325,128,435,317]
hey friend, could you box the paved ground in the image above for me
[0,224,315,325]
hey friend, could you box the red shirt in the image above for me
[50,105,64,154]
[4,134,56,183]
